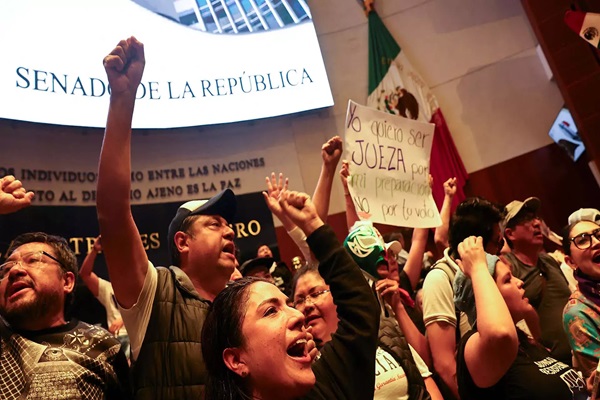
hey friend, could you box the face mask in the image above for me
[343,221,386,278]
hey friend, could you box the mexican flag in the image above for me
[366,10,467,207]
[564,10,600,48]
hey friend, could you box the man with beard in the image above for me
[0,177,131,399]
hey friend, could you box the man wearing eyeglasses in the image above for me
[501,197,572,365]
[0,232,131,399]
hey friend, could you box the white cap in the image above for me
[385,241,402,254]
[568,208,600,225]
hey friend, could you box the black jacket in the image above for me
[303,225,380,400]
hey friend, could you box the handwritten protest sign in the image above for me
[344,100,441,228]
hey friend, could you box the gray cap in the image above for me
[500,197,541,233]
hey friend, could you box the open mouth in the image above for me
[287,338,308,358]
[592,254,600,264]
[8,281,31,298]
[222,242,236,256]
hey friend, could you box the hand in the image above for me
[262,172,288,216]
[279,191,323,237]
[428,174,434,190]
[586,369,600,399]
[103,36,145,97]
[0,175,34,215]
[92,235,103,253]
[339,160,350,192]
[456,236,487,278]
[443,177,457,197]
[305,326,319,362]
[109,318,125,335]
[376,278,400,308]
[321,136,343,170]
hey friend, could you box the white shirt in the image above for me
[374,345,431,399]
[118,262,157,361]
[96,278,128,337]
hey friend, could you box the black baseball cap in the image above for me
[167,189,236,264]
[239,257,276,276]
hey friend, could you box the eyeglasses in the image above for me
[570,228,600,250]
[0,251,64,280]
[292,289,331,309]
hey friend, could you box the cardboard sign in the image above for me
[344,100,441,228]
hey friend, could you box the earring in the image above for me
[241,370,248,378]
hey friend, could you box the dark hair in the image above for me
[289,264,320,300]
[202,276,261,400]
[449,197,504,255]
[6,232,78,314]
[170,214,202,266]
[562,222,577,256]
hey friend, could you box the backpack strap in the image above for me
[431,259,457,285]
[431,259,461,343]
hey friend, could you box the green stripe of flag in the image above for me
[368,11,401,94]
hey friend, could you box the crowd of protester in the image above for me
[0,36,598,399]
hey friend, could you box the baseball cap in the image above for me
[500,197,541,233]
[167,189,236,264]
[239,257,276,276]
[568,208,600,225]
[385,241,402,254]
